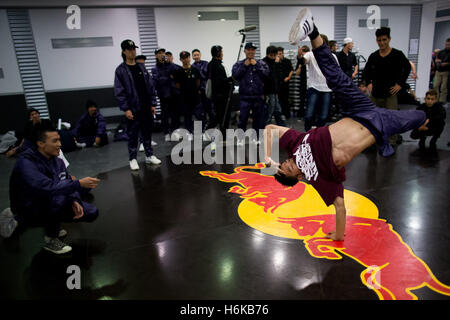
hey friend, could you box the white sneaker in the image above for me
[151,140,158,146]
[145,155,161,165]
[165,134,171,142]
[76,142,86,148]
[139,143,145,152]
[130,159,139,170]
[289,8,314,45]
[236,139,244,147]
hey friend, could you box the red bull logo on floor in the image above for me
[200,164,450,300]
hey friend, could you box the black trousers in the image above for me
[278,83,291,118]
[410,124,444,142]
[207,94,231,137]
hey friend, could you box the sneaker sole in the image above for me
[43,245,72,254]
[289,8,312,44]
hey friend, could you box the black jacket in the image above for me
[208,58,233,99]
[417,102,446,129]
[262,57,283,94]
[363,48,411,98]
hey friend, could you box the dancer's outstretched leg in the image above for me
[289,8,426,157]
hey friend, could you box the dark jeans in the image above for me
[304,88,331,132]
[265,94,286,126]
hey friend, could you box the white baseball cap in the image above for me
[343,37,353,45]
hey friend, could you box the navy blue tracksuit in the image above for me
[232,59,269,138]
[72,112,108,147]
[114,62,158,160]
[9,147,98,238]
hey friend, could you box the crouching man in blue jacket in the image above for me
[9,127,100,254]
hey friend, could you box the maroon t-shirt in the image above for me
[279,127,346,206]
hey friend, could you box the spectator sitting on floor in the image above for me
[6,108,53,157]
[410,89,446,151]
[9,126,100,254]
[72,100,108,148]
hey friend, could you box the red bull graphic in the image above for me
[200,164,450,300]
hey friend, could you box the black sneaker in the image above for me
[44,237,72,254]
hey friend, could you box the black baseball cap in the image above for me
[244,42,257,50]
[179,51,190,59]
[135,55,147,61]
[154,48,165,54]
[121,39,138,50]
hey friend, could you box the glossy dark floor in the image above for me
[1,118,449,300]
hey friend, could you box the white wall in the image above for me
[416,2,437,99]
[259,6,334,52]
[155,7,245,73]
[347,6,411,64]
[29,8,140,91]
[0,10,23,95]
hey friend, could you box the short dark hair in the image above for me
[277,46,284,52]
[329,40,337,48]
[446,38,450,42]
[192,49,200,54]
[28,108,40,117]
[266,45,278,55]
[376,27,391,38]
[135,55,146,61]
[31,126,56,146]
[85,99,98,110]
[121,52,126,61]
[301,45,310,52]
[274,171,299,187]
[165,51,172,56]
[359,80,367,87]
[426,89,438,98]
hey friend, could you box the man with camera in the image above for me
[232,42,269,145]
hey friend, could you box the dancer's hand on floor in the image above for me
[326,231,345,241]
[264,157,280,167]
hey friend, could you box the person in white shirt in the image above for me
[297,34,339,132]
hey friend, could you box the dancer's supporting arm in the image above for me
[264,124,290,166]
[327,196,346,241]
